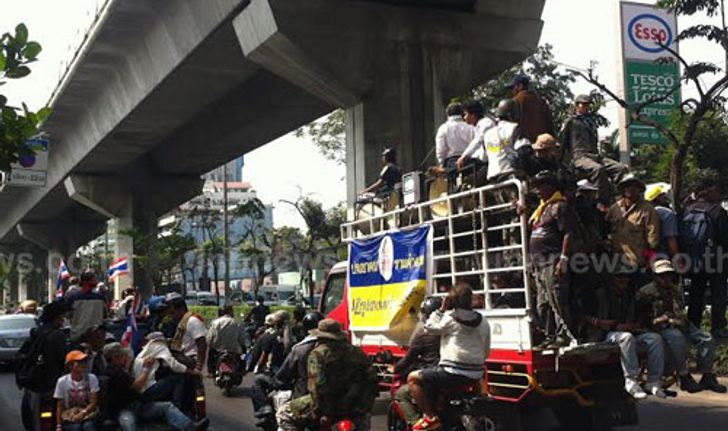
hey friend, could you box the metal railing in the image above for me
[342,179,531,313]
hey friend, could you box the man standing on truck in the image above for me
[408,282,490,431]
[435,102,475,174]
[528,171,576,349]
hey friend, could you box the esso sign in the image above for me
[628,13,673,53]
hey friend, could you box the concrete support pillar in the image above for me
[345,43,445,207]
[17,272,28,303]
[47,250,61,303]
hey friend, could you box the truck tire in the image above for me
[552,405,610,431]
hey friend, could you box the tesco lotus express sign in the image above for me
[627,13,673,54]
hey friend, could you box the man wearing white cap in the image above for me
[637,259,726,393]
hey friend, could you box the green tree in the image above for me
[157,226,196,286]
[1,24,51,172]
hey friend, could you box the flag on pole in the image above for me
[108,257,130,281]
[55,260,71,299]
[120,291,142,353]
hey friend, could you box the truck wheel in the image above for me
[552,406,610,431]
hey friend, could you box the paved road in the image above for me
[1,370,726,430]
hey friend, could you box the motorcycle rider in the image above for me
[255,312,325,429]
[104,342,209,431]
[244,296,271,345]
[248,312,287,424]
[409,282,491,431]
[206,305,246,377]
[393,297,442,428]
[285,319,379,431]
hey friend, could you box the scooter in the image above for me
[214,351,244,397]
[387,380,497,431]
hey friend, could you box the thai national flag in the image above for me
[108,256,130,281]
[120,292,142,353]
[56,260,71,289]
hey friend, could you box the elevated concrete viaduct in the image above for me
[0,0,544,297]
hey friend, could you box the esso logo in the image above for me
[628,13,673,53]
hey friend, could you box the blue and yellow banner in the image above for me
[348,226,431,330]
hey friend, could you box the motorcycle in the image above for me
[388,380,497,431]
[214,351,244,396]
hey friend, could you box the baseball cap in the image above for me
[577,179,599,191]
[575,94,593,104]
[505,74,529,89]
[65,350,88,364]
[652,259,675,275]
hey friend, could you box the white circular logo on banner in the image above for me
[378,235,394,282]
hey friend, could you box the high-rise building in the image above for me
[203,156,244,183]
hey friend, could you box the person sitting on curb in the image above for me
[636,259,727,394]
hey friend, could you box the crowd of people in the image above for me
[362,74,728,411]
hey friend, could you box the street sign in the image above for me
[618,2,681,149]
[7,138,49,187]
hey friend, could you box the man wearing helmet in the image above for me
[359,147,402,200]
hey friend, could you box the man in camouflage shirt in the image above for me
[282,319,378,430]
[636,259,726,393]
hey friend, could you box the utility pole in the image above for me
[223,162,230,298]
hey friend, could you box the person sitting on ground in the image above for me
[456,100,496,170]
[359,147,402,201]
[392,297,442,428]
[133,332,199,413]
[286,319,379,431]
[560,94,628,204]
[408,282,491,431]
[206,305,246,377]
[636,259,727,394]
[68,272,107,341]
[54,350,100,431]
[104,342,208,431]
[506,74,555,142]
[261,312,325,429]
[603,270,666,399]
[435,102,475,175]
[482,99,531,183]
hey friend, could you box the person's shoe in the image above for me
[711,328,728,339]
[644,382,667,399]
[625,378,647,400]
[535,337,555,350]
[412,415,441,431]
[193,417,210,431]
[547,335,571,349]
[254,406,274,418]
[679,374,703,393]
[700,373,728,393]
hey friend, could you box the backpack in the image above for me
[680,204,717,271]
[15,327,54,392]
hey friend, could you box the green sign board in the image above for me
[624,59,681,145]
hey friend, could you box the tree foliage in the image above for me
[578,0,728,206]
[295,109,346,165]
[0,24,51,172]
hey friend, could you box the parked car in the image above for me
[197,291,218,306]
[0,313,37,365]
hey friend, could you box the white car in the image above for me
[0,313,37,364]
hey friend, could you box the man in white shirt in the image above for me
[435,103,475,173]
[457,101,496,169]
[483,99,531,182]
[166,293,207,372]
[207,305,246,375]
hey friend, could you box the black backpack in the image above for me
[15,327,54,392]
[680,204,718,271]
